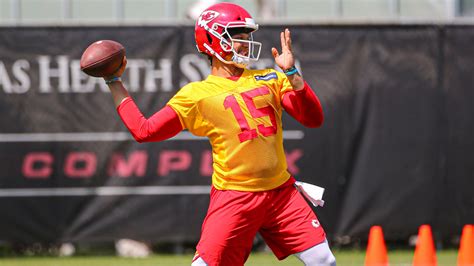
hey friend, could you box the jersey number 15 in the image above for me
[224,86,277,143]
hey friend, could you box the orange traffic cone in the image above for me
[458,224,474,266]
[413,224,437,266]
[365,225,389,266]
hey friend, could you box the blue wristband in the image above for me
[105,77,121,84]
[283,66,299,76]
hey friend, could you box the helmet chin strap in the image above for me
[231,54,249,68]
[203,43,248,68]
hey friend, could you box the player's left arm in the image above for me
[272,28,324,128]
[281,82,323,128]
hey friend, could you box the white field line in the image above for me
[0,186,211,197]
[0,130,304,142]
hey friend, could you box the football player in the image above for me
[105,2,336,265]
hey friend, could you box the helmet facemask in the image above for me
[206,22,262,68]
[223,24,262,68]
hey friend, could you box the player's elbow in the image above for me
[130,131,152,143]
[304,120,323,128]
[131,134,147,143]
[303,112,324,128]
[129,121,156,143]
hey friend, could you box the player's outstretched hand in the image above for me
[271,28,295,71]
[104,56,127,81]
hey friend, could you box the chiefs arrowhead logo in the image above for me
[312,219,320,228]
[198,10,220,27]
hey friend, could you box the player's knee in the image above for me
[317,252,336,266]
[302,252,336,266]
[191,256,208,266]
[295,240,336,266]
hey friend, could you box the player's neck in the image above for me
[211,58,244,79]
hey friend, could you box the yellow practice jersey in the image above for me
[167,68,294,191]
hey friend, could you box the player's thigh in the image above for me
[259,185,326,260]
[197,189,265,265]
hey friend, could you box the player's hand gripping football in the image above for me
[104,56,130,108]
[104,56,127,81]
[271,28,295,72]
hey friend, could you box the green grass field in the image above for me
[0,250,459,266]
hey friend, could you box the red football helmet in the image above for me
[195,2,262,68]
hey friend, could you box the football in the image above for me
[80,40,125,77]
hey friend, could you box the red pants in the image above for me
[196,178,326,266]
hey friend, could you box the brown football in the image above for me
[80,40,125,77]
